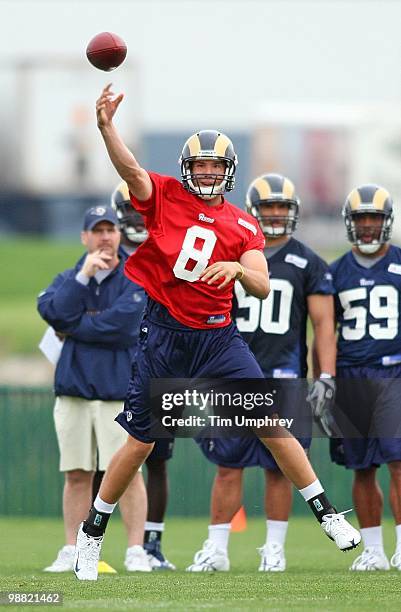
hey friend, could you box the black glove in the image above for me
[307,378,340,437]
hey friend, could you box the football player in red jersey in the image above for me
[74,84,360,580]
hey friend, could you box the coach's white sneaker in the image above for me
[43,545,75,572]
[186,539,229,572]
[125,545,152,572]
[73,523,103,581]
[390,550,401,570]
[258,542,286,572]
[321,511,361,551]
[350,547,390,571]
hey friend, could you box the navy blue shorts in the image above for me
[148,438,175,461]
[116,300,264,443]
[197,435,311,471]
[330,437,401,470]
[196,379,310,470]
[330,364,401,469]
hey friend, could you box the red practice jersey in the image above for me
[125,172,265,329]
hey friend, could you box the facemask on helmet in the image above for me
[246,173,300,236]
[179,130,237,200]
[111,181,148,245]
[343,184,393,254]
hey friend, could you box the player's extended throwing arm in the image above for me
[96,83,152,201]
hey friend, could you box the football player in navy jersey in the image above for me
[330,184,401,571]
[187,173,337,572]
[111,182,175,570]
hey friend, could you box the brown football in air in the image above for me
[86,32,127,72]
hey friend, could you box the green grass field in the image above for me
[1,516,400,611]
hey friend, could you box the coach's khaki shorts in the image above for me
[54,396,129,472]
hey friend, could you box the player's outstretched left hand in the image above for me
[96,83,124,130]
[200,261,242,289]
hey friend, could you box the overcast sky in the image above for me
[2,0,401,130]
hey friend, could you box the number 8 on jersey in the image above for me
[173,226,217,282]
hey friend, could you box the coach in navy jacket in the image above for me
[37,205,150,574]
[38,245,144,401]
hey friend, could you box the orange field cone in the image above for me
[231,505,247,532]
